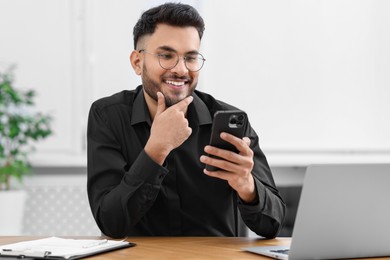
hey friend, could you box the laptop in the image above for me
[243,164,390,260]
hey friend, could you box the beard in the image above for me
[141,65,197,107]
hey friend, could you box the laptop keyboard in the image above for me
[270,249,290,255]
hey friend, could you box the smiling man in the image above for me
[87,3,285,238]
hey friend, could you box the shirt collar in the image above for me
[130,86,212,127]
[189,91,213,126]
[131,86,151,126]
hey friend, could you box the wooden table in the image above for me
[1,236,389,259]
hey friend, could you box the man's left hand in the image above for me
[200,133,257,203]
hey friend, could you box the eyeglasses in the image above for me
[139,49,206,72]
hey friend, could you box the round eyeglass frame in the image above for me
[139,49,206,72]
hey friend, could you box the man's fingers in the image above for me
[156,93,193,117]
[174,95,193,112]
[220,133,251,155]
[243,137,251,146]
[156,92,166,115]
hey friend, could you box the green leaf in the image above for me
[0,65,53,190]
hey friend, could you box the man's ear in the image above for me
[130,50,142,75]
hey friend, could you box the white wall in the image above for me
[1,0,389,167]
[201,0,390,153]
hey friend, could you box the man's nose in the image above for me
[170,57,189,74]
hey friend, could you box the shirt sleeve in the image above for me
[237,123,286,238]
[87,102,168,238]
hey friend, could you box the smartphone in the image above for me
[205,110,247,171]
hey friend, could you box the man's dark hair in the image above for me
[133,2,205,49]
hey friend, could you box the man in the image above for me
[87,3,285,238]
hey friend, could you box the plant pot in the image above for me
[0,189,27,235]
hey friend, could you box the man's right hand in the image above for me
[145,92,193,165]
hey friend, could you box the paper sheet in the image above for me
[0,237,130,259]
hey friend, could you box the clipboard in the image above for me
[0,237,136,259]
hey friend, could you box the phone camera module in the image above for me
[229,117,237,124]
[229,114,244,128]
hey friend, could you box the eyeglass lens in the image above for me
[158,52,205,72]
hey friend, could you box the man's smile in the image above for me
[163,77,191,90]
[165,80,186,86]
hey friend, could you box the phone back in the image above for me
[206,110,247,171]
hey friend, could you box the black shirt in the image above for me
[87,86,285,238]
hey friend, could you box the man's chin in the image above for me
[164,96,180,107]
[164,94,190,107]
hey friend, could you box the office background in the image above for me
[1,0,389,236]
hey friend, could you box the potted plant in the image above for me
[0,66,52,234]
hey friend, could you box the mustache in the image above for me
[162,74,192,81]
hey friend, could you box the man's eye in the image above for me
[185,55,197,63]
[158,53,174,60]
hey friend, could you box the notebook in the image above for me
[243,164,390,260]
[0,237,135,259]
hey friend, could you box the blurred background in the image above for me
[0,0,389,237]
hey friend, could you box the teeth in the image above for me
[166,80,185,86]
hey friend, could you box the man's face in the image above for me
[136,24,201,107]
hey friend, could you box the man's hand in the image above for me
[200,133,257,203]
[145,92,193,165]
